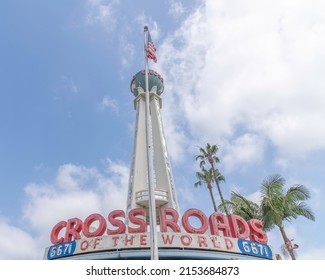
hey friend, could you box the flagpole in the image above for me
[144,26,159,260]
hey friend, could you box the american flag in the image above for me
[147,31,157,63]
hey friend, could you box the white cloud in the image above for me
[24,162,128,232]
[136,14,160,40]
[100,96,119,112]
[246,190,261,205]
[223,133,265,171]
[85,0,118,29]
[0,218,39,259]
[162,111,189,163]
[0,160,129,259]
[158,0,325,164]
[168,1,185,18]
[119,37,136,69]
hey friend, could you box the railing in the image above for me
[135,190,168,207]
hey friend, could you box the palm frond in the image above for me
[290,202,315,221]
[285,184,311,202]
[218,199,235,213]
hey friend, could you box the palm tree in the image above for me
[195,167,221,212]
[195,143,229,216]
[219,191,263,221]
[260,174,315,260]
[219,174,315,260]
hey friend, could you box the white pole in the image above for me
[144,26,159,260]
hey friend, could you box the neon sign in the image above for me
[46,208,273,260]
[50,208,268,245]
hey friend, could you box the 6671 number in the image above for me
[238,239,273,259]
[47,241,76,259]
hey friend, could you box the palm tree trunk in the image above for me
[210,161,229,216]
[207,183,218,212]
[278,225,296,260]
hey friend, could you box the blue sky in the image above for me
[1,0,324,259]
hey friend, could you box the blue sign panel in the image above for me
[47,241,76,260]
[238,239,273,259]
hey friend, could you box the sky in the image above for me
[0,0,324,259]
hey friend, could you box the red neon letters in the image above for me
[50,208,268,245]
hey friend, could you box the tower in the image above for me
[127,69,180,224]
[44,28,275,261]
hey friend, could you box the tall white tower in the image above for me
[127,69,180,223]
